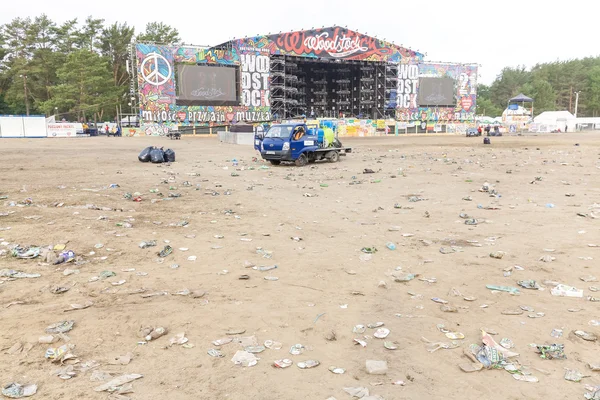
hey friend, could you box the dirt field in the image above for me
[1,133,599,400]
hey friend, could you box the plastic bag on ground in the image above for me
[150,148,164,164]
[163,149,175,162]
[2,383,38,398]
[138,146,154,162]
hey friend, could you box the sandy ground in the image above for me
[0,132,599,400]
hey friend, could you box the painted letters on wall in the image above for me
[240,54,270,108]
[397,65,419,109]
[237,27,423,63]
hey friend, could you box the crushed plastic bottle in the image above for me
[551,284,583,298]
[393,273,419,283]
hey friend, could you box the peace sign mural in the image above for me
[140,52,172,86]
[136,45,176,106]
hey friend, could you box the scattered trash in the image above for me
[535,344,566,360]
[0,269,41,279]
[273,359,293,368]
[486,285,520,294]
[93,374,143,392]
[168,333,188,346]
[393,273,419,283]
[38,335,57,344]
[212,338,232,346]
[361,247,377,254]
[353,325,366,334]
[573,330,598,341]
[207,349,224,358]
[45,343,76,363]
[373,328,390,339]
[384,341,398,350]
[564,369,586,382]
[551,329,563,338]
[139,241,157,249]
[422,337,460,352]
[1,383,38,398]
[144,327,168,341]
[446,332,465,340]
[517,280,541,290]
[551,284,583,298]
[289,344,304,355]
[231,350,259,367]
[297,360,320,369]
[158,246,173,258]
[108,353,133,365]
[467,330,519,369]
[365,360,388,375]
[343,387,370,398]
[512,374,538,383]
[45,320,74,334]
[264,340,283,349]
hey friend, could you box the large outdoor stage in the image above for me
[131,26,478,134]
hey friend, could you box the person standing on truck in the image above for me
[293,126,305,141]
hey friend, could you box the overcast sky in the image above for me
[3,0,599,84]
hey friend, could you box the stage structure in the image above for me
[130,27,478,133]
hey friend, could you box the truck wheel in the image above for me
[328,151,339,163]
[269,160,281,166]
[295,154,308,167]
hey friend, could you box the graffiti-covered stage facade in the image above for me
[134,26,477,132]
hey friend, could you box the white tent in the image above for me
[534,111,576,132]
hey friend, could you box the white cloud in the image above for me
[3,0,599,84]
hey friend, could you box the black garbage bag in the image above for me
[138,146,154,162]
[163,148,176,163]
[150,148,165,163]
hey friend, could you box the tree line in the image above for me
[0,15,180,122]
[478,57,600,118]
[2,15,600,121]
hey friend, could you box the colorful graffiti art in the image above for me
[136,44,269,125]
[236,27,423,63]
[136,29,473,128]
[396,63,478,122]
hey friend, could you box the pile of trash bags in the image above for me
[138,147,175,163]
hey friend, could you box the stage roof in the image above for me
[214,26,424,63]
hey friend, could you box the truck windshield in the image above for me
[265,126,293,138]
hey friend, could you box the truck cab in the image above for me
[256,123,351,166]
